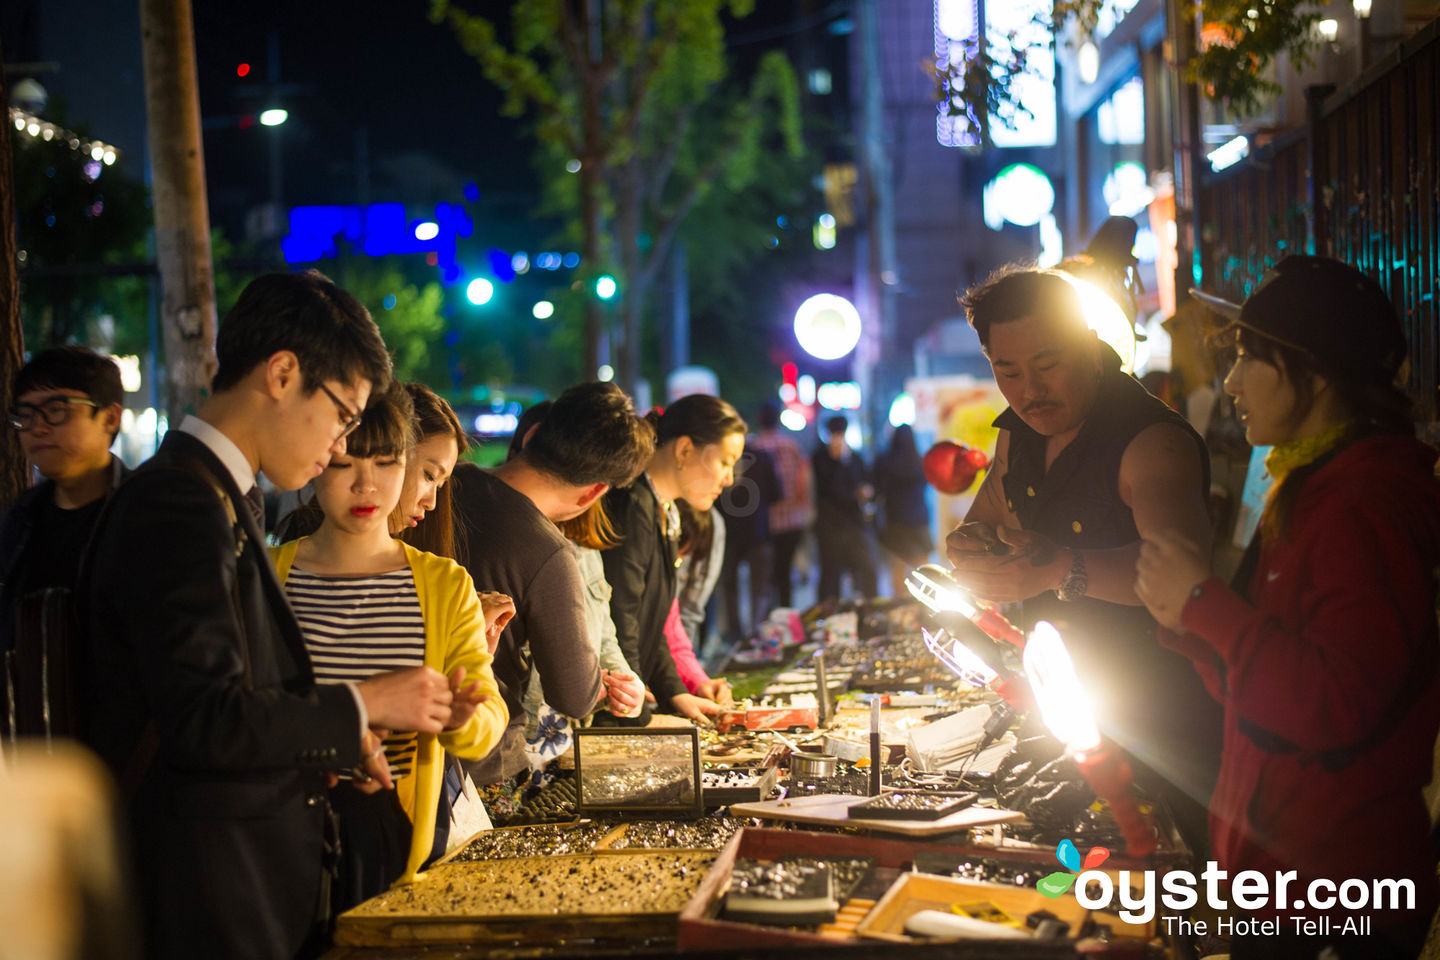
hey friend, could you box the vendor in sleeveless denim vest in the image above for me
[945,265,1221,852]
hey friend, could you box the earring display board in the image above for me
[574,727,705,820]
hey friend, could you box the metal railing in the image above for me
[1197,18,1440,421]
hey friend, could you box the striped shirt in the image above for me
[285,567,426,779]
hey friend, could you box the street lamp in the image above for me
[258,108,288,126]
[1353,0,1372,69]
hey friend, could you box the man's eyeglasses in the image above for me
[318,383,364,440]
[9,396,100,432]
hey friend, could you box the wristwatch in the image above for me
[1056,549,1088,602]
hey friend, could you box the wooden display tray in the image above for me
[678,828,1157,951]
[854,872,1090,942]
[857,871,1157,943]
[729,793,1024,837]
[678,827,1020,949]
[335,849,714,948]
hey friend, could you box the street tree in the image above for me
[937,0,1322,138]
[432,0,802,394]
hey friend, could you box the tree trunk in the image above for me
[140,0,217,419]
[617,157,643,399]
[578,0,605,379]
[580,162,604,379]
[0,36,30,514]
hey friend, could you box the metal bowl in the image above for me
[789,752,839,779]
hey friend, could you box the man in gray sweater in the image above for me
[453,382,652,788]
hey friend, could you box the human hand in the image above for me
[947,525,1067,604]
[945,521,1009,560]
[357,666,453,734]
[477,591,515,655]
[601,669,644,718]
[349,728,393,794]
[670,692,722,723]
[696,677,733,707]
[1135,530,1212,632]
[444,667,490,731]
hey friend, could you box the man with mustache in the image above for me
[944,266,1219,852]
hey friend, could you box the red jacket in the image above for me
[1164,435,1440,927]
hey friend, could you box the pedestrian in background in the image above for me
[811,414,876,602]
[716,446,780,641]
[874,423,933,596]
[748,403,810,611]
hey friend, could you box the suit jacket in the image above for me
[602,479,687,704]
[80,431,361,960]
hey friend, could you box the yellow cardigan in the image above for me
[270,539,509,884]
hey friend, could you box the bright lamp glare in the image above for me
[466,278,495,306]
[1057,273,1135,372]
[595,276,617,300]
[413,221,439,242]
[794,293,862,360]
[904,564,979,619]
[1207,135,1250,172]
[922,627,999,688]
[1077,40,1100,84]
[532,300,555,320]
[259,108,289,127]
[888,393,915,427]
[1023,621,1101,753]
[779,409,807,431]
[597,364,615,382]
[1317,18,1339,42]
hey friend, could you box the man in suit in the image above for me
[81,271,459,960]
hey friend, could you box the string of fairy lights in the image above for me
[9,106,119,168]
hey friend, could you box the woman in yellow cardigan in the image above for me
[271,383,508,912]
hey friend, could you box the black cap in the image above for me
[1190,255,1405,385]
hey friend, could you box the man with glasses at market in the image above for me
[79,271,461,960]
[1,346,129,748]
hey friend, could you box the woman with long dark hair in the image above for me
[1135,257,1440,959]
[395,383,471,564]
[603,395,746,721]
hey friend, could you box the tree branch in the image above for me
[638,130,738,292]
[615,11,682,152]
[645,102,699,210]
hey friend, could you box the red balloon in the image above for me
[923,441,981,494]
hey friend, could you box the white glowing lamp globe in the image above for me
[1057,272,1136,372]
[1023,621,1101,753]
[794,294,862,361]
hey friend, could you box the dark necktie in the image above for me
[244,485,265,529]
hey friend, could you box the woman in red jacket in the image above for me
[1135,256,1440,960]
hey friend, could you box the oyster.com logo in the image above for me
[1038,838,1109,898]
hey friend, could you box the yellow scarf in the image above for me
[1264,420,1355,484]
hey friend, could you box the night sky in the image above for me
[192,1,534,237]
